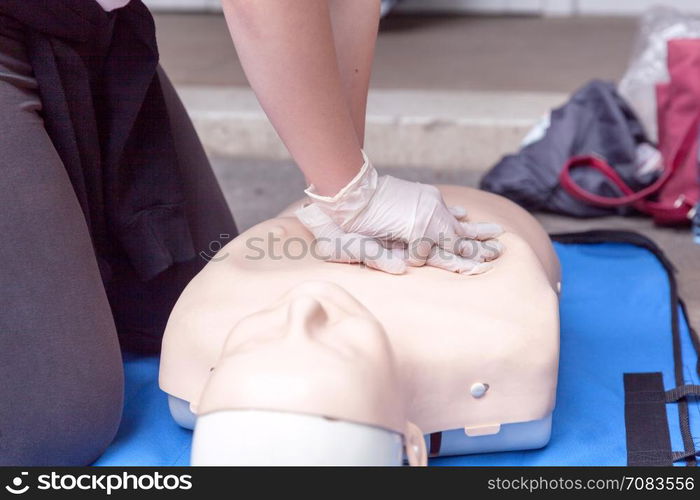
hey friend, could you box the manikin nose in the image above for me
[286,295,329,340]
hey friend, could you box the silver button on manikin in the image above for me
[470,382,489,398]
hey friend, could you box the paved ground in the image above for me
[157,13,641,170]
[212,156,700,330]
[155,13,637,93]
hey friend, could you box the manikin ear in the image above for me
[403,421,427,466]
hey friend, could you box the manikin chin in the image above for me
[159,186,561,465]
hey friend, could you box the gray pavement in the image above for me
[155,13,637,93]
[154,12,643,170]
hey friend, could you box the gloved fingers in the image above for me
[456,221,504,240]
[315,232,407,275]
[404,238,433,267]
[364,245,408,275]
[428,223,503,262]
[380,236,500,270]
[358,236,407,274]
[448,205,469,221]
[456,238,505,262]
[426,246,494,275]
[297,204,407,274]
[295,203,342,239]
[382,239,408,251]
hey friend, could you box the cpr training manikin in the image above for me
[158,185,561,466]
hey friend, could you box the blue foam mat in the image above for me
[93,241,700,466]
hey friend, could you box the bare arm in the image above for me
[221,0,373,196]
[328,0,381,145]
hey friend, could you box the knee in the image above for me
[0,350,124,466]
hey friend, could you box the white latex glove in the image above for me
[295,203,407,275]
[296,151,504,274]
[296,203,499,275]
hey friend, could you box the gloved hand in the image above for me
[295,203,407,274]
[295,150,505,274]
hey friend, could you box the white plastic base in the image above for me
[192,409,404,466]
[426,415,553,457]
[168,395,197,429]
[168,395,552,459]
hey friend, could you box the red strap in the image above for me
[560,39,700,218]
[559,155,673,209]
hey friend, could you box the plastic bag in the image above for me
[618,6,700,142]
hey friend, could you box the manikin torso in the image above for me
[160,186,561,462]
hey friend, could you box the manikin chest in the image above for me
[159,186,560,456]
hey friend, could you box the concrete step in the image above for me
[178,85,566,171]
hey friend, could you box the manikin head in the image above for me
[191,281,427,466]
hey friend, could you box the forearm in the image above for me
[329,0,381,144]
[222,0,364,195]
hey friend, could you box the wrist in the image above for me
[304,150,378,227]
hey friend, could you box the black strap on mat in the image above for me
[550,230,700,467]
[623,372,673,466]
[666,385,700,402]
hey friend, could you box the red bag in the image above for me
[560,39,700,225]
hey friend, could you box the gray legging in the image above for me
[0,19,237,465]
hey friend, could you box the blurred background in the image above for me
[143,0,700,321]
